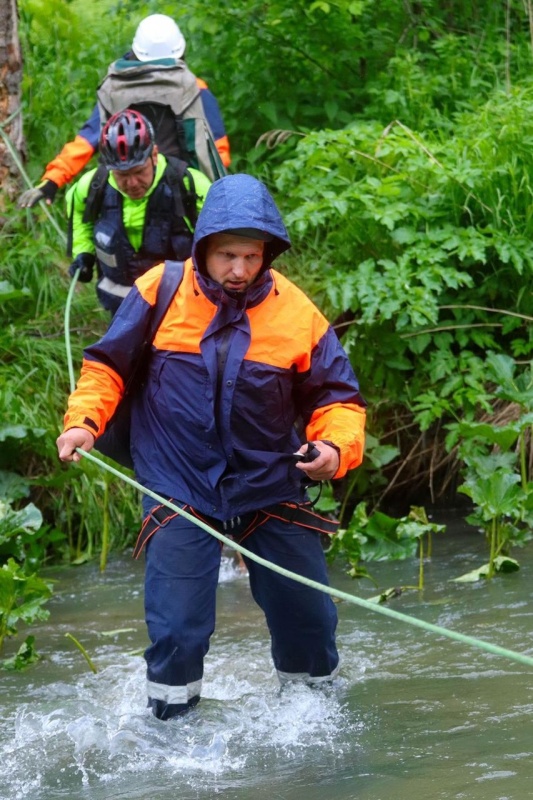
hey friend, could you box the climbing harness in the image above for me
[132,499,339,559]
[63,273,533,671]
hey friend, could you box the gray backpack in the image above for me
[96,60,226,182]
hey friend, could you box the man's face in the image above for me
[112,151,157,200]
[205,234,265,292]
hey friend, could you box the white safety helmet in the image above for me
[132,14,186,61]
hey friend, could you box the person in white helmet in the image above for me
[19,14,231,209]
[131,13,187,60]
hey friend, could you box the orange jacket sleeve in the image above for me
[306,403,366,478]
[42,135,96,188]
[63,360,125,437]
[214,135,231,168]
[62,266,165,436]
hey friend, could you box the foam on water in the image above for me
[0,630,360,800]
[2,540,533,800]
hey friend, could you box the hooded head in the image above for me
[192,174,291,279]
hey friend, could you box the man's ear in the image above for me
[152,144,159,163]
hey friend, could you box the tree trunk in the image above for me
[0,0,24,206]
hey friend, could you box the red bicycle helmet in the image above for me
[100,109,155,171]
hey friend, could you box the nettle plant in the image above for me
[326,501,446,596]
[449,354,533,580]
[0,468,54,669]
[274,89,533,403]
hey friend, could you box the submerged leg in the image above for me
[244,519,339,685]
[143,514,221,720]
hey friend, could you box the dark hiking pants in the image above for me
[142,510,339,720]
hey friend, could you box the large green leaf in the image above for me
[452,556,520,582]
[458,472,522,519]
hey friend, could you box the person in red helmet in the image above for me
[19,14,229,209]
[66,108,210,315]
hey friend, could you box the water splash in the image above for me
[0,635,357,799]
[2,540,533,800]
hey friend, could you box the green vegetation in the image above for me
[1,0,533,663]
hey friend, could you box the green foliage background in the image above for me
[2,0,533,575]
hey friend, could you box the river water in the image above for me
[1,516,532,800]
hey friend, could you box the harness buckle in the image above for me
[148,506,174,529]
[222,516,241,531]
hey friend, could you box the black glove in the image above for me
[68,253,96,283]
[18,180,59,208]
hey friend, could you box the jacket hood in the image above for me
[192,174,291,274]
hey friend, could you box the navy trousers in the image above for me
[142,510,339,720]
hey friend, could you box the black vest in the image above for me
[93,168,194,286]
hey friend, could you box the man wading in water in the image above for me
[57,173,366,720]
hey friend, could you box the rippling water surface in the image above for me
[1,518,532,799]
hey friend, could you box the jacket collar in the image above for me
[195,268,273,310]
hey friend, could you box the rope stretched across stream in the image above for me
[64,274,533,670]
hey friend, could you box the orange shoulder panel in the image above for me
[196,77,208,90]
[134,261,166,306]
[246,270,329,370]
[151,260,213,354]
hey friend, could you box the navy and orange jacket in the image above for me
[43,74,230,189]
[63,174,366,520]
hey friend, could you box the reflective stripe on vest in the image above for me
[97,276,132,299]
